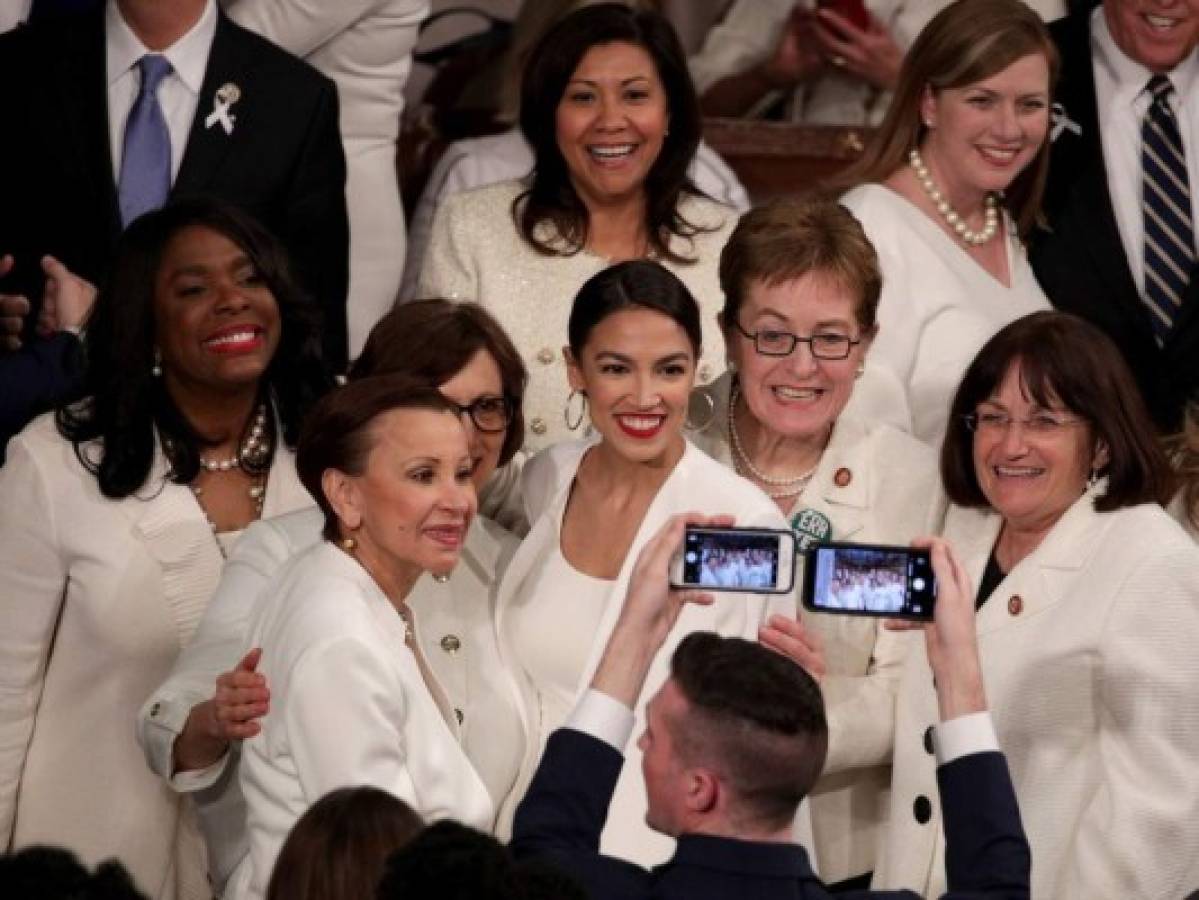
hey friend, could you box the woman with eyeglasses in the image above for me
[877,311,1199,898]
[136,300,529,897]
[687,196,944,890]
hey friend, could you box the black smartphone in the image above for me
[670,525,797,594]
[802,542,936,620]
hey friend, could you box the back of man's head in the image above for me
[668,632,827,834]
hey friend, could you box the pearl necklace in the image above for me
[199,405,269,472]
[908,148,999,247]
[191,474,266,559]
[728,384,819,499]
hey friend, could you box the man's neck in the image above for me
[116,0,206,51]
[685,819,794,845]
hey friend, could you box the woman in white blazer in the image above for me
[234,379,497,900]
[493,260,805,868]
[687,197,944,888]
[876,312,1199,898]
[223,0,428,357]
[0,199,330,900]
[1168,406,1199,543]
[137,300,529,895]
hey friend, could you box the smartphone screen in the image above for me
[671,526,796,594]
[818,0,871,30]
[803,543,936,620]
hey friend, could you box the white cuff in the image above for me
[170,751,231,792]
[934,711,999,766]
[566,689,635,752]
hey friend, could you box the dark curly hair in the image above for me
[56,197,333,498]
[516,3,711,263]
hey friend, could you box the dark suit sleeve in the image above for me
[280,77,349,371]
[511,728,650,900]
[938,751,1030,900]
[0,333,83,462]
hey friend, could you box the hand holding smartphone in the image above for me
[817,0,871,32]
[802,542,937,620]
[670,525,797,594]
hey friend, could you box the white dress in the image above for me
[416,179,735,453]
[841,183,1052,446]
[236,541,494,900]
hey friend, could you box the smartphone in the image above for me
[670,526,797,594]
[802,542,936,620]
[818,0,871,31]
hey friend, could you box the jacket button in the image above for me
[537,347,554,365]
[834,467,852,487]
[530,417,547,435]
[913,795,933,824]
[150,702,161,718]
[923,726,935,755]
[440,634,461,654]
[1007,594,1024,616]
[698,363,712,382]
[455,708,464,725]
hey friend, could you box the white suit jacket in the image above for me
[138,506,525,894]
[689,372,945,882]
[0,414,309,900]
[224,0,428,356]
[493,437,811,867]
[235,541,494,900]
[876,491,1199,898]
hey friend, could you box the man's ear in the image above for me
[322,468,363,533]
[686,767,720,815]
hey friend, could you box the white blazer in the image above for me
[876,491,1199,898]
[689,372,945,882]
[224,0,428,356]
[138,506,526,894]
[0,414,309,900]
[494,438,809,867]
[235,541,494,900]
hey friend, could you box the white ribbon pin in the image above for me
[205,83,241,135]
[1050,102,1082,142]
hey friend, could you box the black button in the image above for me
[913,795,933,824]
[923,726,935,755]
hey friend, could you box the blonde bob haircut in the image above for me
[844,0,1059,237]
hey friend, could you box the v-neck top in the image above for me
[841,183,1051,446]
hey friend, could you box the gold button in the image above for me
[440,634,461,654]
[698,363,712,382]
[455,708,464,724]
[530,417,547,435]
[537,347,555,365]
[1007,595,1024,616]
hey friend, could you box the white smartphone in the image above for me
[669,525,797,594]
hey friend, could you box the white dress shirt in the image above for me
[105,0,218,183]
[1092,5,1199,295]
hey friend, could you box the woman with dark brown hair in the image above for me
[840,0,1058,445]
[1167,405,1199,542]
[879,311,1199,897]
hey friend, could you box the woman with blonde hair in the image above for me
[840,0,1058,444]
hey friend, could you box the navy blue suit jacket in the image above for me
[511,727,1029,900]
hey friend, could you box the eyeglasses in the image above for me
[962,410,1086,435]
[450,396,513,433]
[733,321,861,360]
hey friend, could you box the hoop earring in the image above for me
[685,388,717,433]
[151,348,163,378]
[564,389,588,431]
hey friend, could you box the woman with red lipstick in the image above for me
[236,378,497,900]
[688,196,944,890]
[417,3,735,455]
[0,198,329,900]
[879,311,1199,897]
[840,0,1056,445]
[492,260,808,866]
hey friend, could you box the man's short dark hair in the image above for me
[669,633,828,831]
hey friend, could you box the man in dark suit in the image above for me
[0,0,347,450]
[1030,0,1199,432]
[511,518,1031,900]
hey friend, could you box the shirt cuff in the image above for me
[933,711,999,766]
[566,689,635,752]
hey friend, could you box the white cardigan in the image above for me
[876,491,1199,898]
[689,372,945,882]
[137,506,526,894]
[235,541,494,900]
[494,437,810,867]
[0,414,310,900]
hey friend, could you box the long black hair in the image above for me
[56,197,333,498]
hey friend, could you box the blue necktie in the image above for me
[118,55,173,228]
[1142,74,1194,345]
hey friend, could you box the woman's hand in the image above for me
[173,648,271,774]
[759,614,827,681]
[812,9,904,91]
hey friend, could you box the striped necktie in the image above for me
[1142,74,1194,345]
